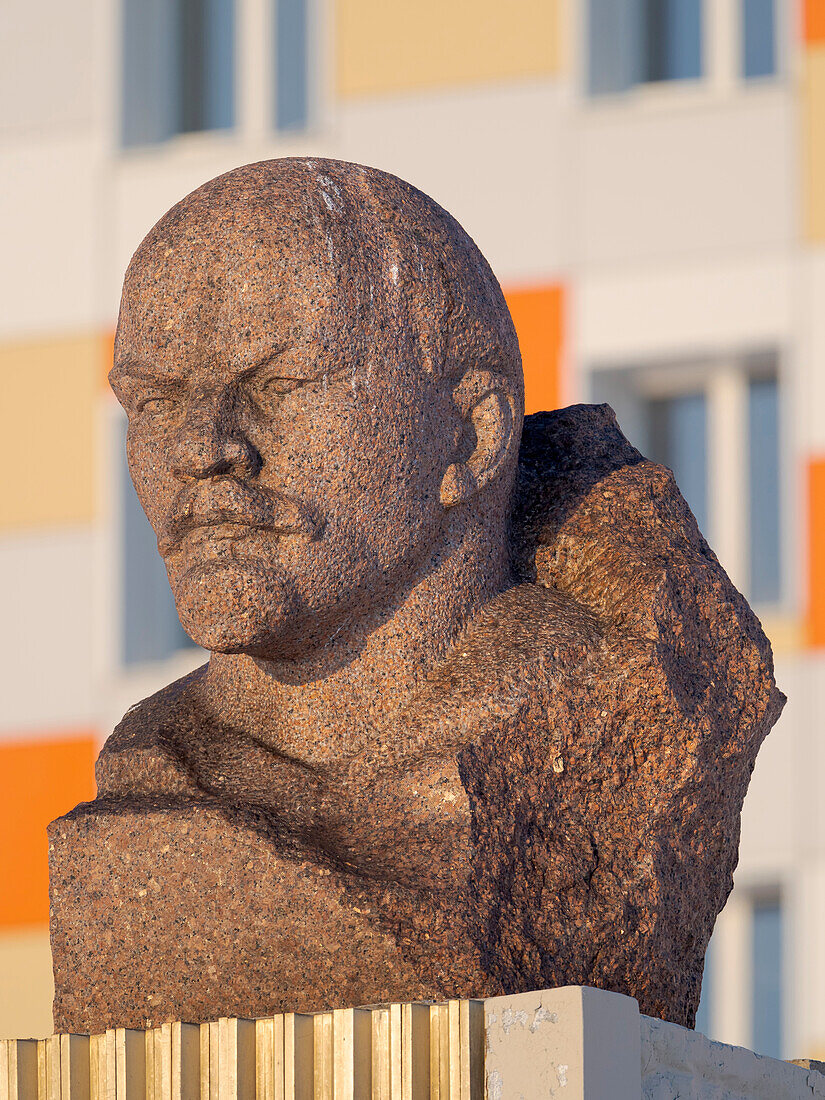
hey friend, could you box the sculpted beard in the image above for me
[157,478,318,655]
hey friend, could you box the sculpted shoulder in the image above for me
[96,665,209,799]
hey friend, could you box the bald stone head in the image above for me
[111,158,524,660]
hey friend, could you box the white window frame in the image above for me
[240,0,326,140]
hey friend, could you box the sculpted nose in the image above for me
[171,394,261,480]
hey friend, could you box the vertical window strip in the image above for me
[275,0,309,131]
[751,896,783,1058]
[120,418,194,665]
[742,0,776,79]
[204,0,236,130]
[748,374,781,604]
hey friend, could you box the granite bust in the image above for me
[49,158,784,1034]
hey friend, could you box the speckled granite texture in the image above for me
[49,159,783,1034]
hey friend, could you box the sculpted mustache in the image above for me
[158,479,318,554]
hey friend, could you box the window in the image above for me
[587,0,703,96]
[587,0,779,96]
[591,354,782,607]
[752,895,783,1058]
[742,0,776,80]
[694,894,783,1055]
[748,374,781,603]
[275,0,310,131]
[647,391,708,534]
[120,420,195,664]
[122,0,235,147]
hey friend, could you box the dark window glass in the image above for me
[748,374,781,603]
[276,0,309,130]
[587,0,643,95]
[122,0,235,147]
[742,0,776,79]
[587,0,702,95]
[644,0,703,82]
[752,897,783,1058]
[647,392,709,535]
[122,0,177,146]
[121,422,195,664]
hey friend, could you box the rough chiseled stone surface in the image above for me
[49,159,783,1035]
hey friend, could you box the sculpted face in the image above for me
[112,161,521,661]
[114,241,459,660]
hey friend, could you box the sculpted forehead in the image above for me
[114,157,522,401]
[116,176,343,380]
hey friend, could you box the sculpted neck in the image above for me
[200,515,512,763]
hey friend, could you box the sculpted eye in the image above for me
[261,378,304,397]
[138,394,178,415]
[248,374,309,412]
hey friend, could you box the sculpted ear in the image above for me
[440,369,518,508]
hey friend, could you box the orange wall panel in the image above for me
[504,285,564,415]
[806,0,825,43]
[0,736,96,928]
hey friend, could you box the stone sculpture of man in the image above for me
[49,159,783,1035]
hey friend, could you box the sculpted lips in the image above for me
[158,477,318,556]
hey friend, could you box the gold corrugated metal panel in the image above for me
[335,0,562,98]
[0,333,104,530]
[0,1002,484,1100]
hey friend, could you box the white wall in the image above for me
[0,529,97,736]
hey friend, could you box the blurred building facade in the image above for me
[1,0,824,1058]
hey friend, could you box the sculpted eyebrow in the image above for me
[240,346,323,381]
[109,363,185,387]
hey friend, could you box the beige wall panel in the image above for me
[0,136,103,338]
[578,89,796,267]
[0,529,96,733]
[0,0,99,136]
[726,654,825,891]
[576,253,794,367]
[736,654,825,1057]
[803,47,825,242]
[797,251,825,453]
[0,929,53,1040]
[110,83,573,309]
[332,84,573,283]
[0,334,100,529]
[335,0,561,98]
[737,673,796,879]
[792,860,825,1054]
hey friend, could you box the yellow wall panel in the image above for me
[0,333,102,529]
[336,0,562,98]
[0,928,53,1039]
[803,46,825,243]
